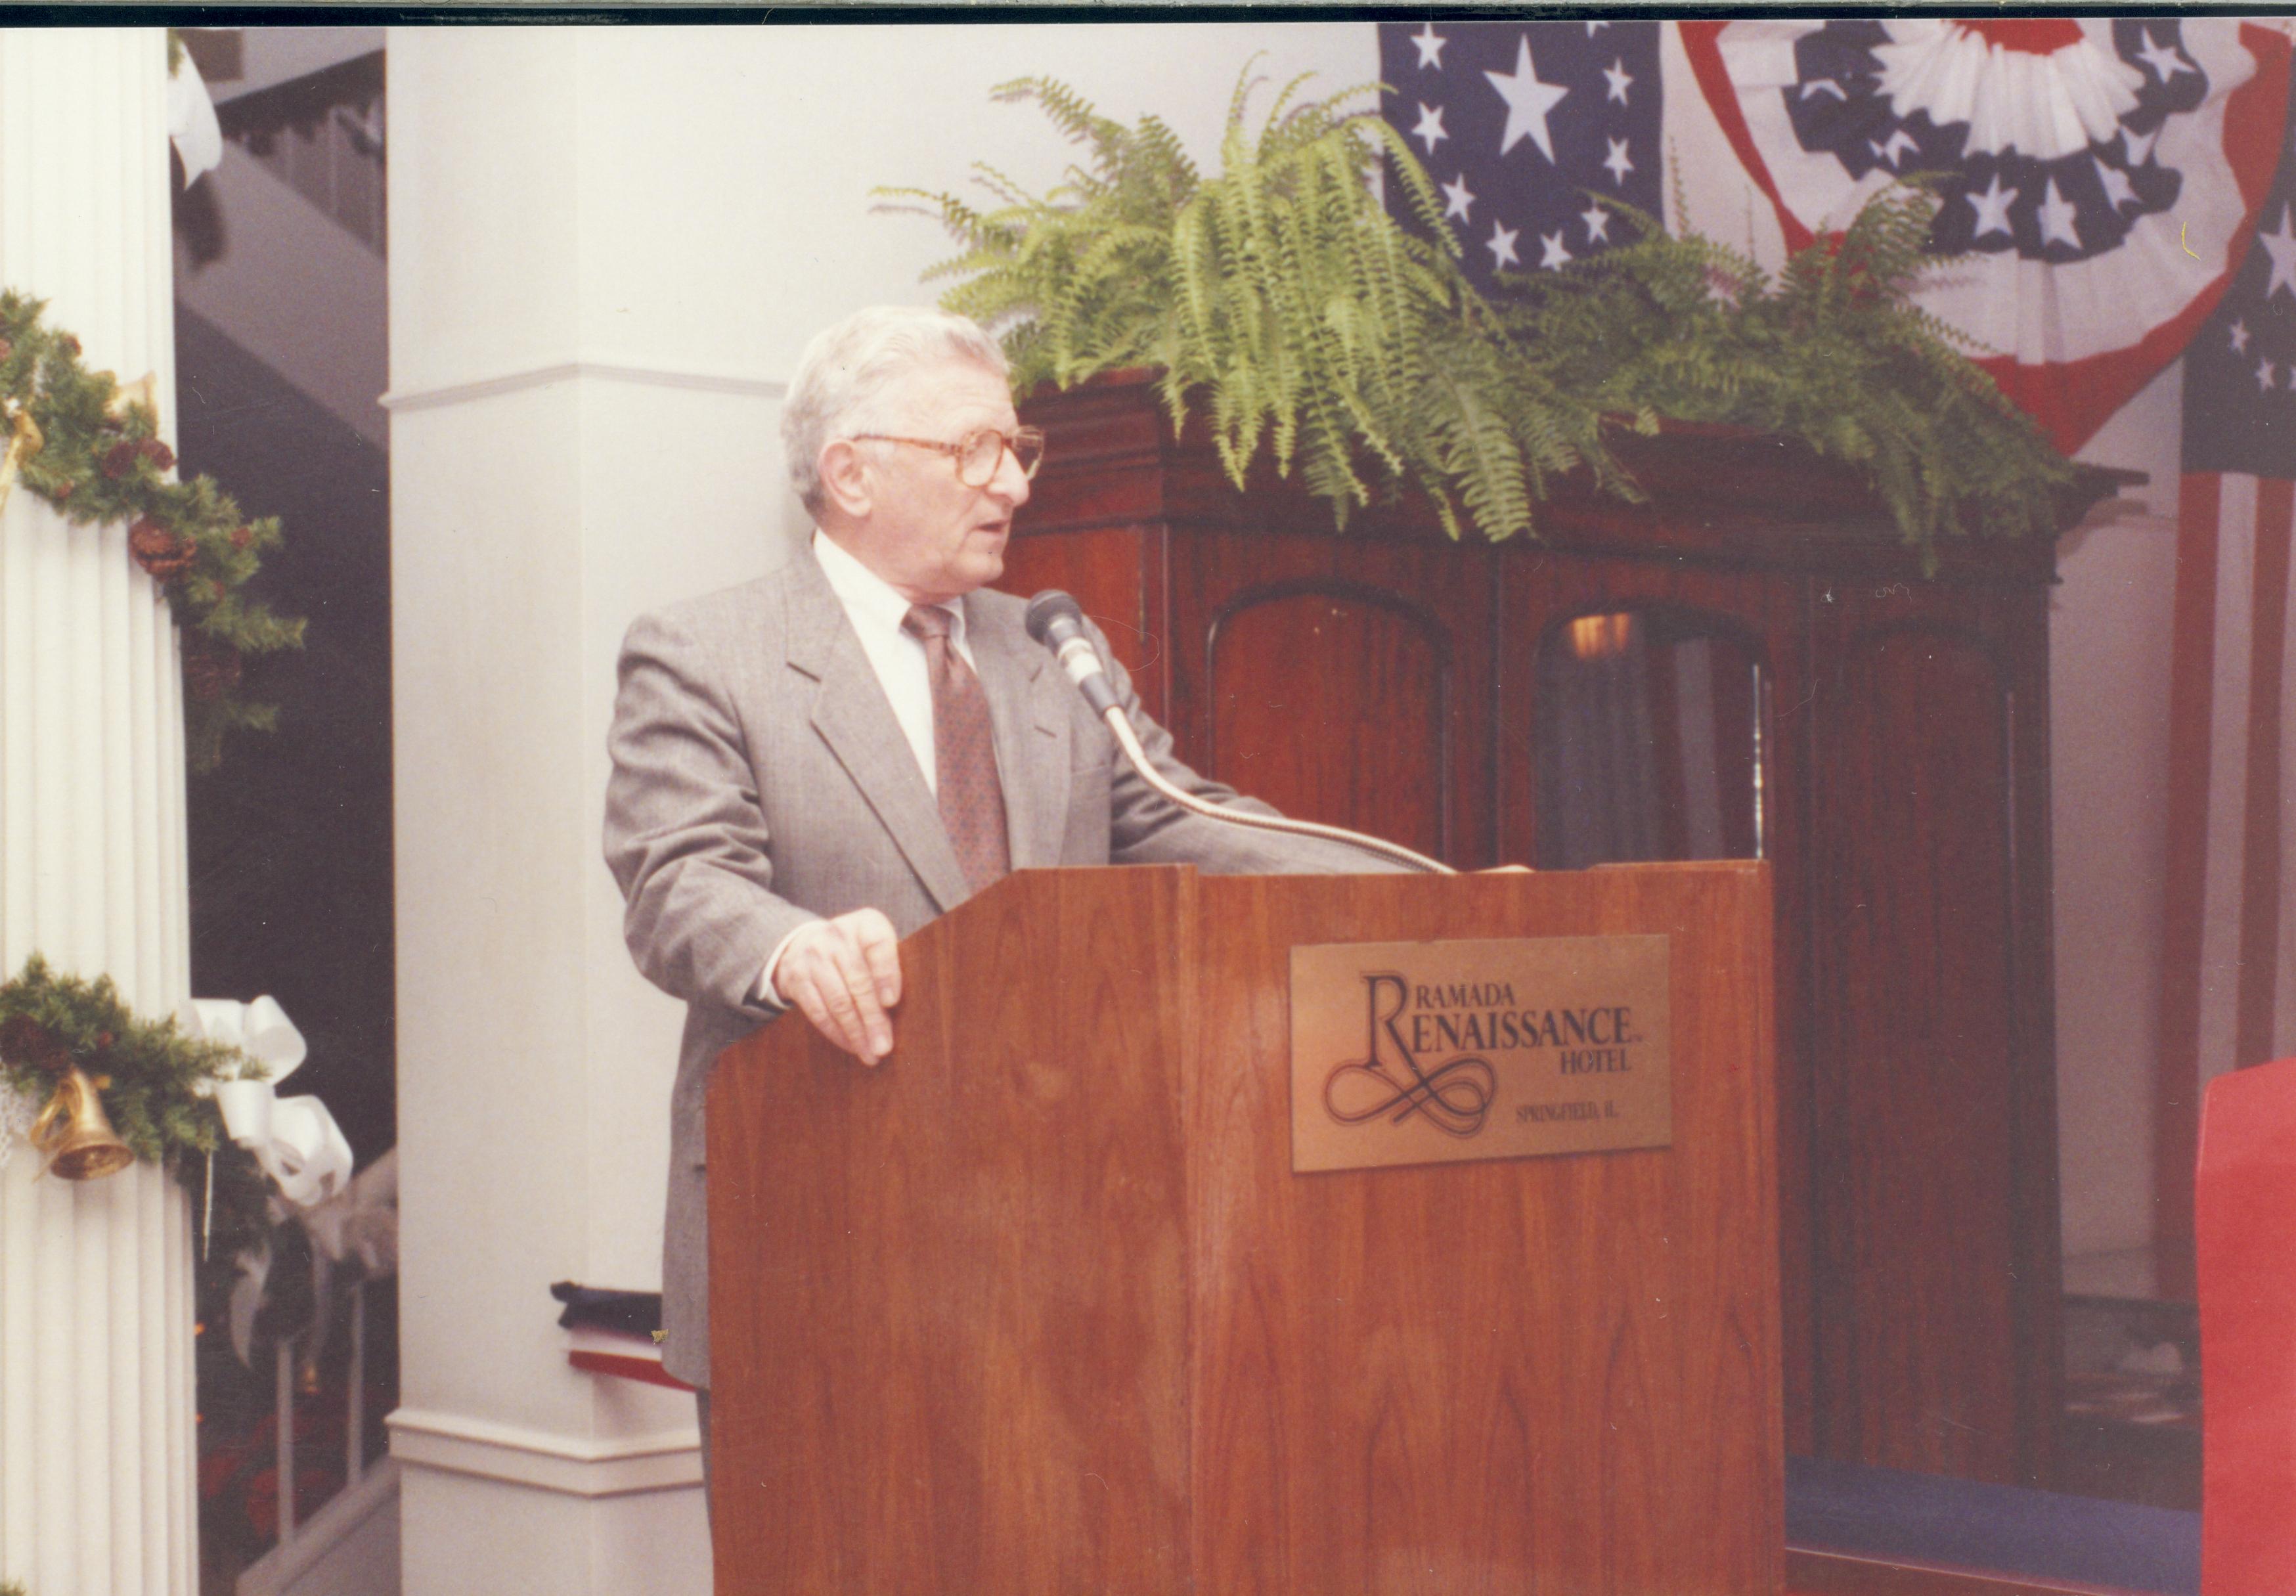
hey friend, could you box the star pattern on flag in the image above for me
[2184,103,2296,477]
[2259,205,2296,300]
[1778,19,2213,264]
[1486,36,1571,162]
[1380,20,1664,292]
[1412,102,1448,156]
[2038,179,2083,250]
[1966,172,2016,239]
[2135,28,2194,84]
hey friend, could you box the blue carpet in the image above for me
[1786,1455,2201,1595]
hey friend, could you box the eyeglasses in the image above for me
[850,426,1046,488]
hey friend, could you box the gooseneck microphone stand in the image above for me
[1024,590,1458,877]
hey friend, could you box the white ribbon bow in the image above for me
[166,51,223,185]
[179,996,353,1210]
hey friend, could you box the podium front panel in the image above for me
[1190,866,1780,1595]
[708,864,1781,1595]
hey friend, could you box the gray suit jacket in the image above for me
[604,548,1380,1386]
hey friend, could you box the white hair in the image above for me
[781,305,1010,512]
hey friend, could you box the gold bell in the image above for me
[30,1067,135,1182]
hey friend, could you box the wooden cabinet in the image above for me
[999,372,2119,1486]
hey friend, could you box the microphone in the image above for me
[1023,590,1455,876]
[1023,590,1122,717]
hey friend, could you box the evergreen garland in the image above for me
[0,955,272,1262]
[887,71,2075,558]
[0,289,303,770]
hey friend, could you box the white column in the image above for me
[385,30,726,1596]
[0,28,198,1596]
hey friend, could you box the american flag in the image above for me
[2157,68,2296,1289]
[1377,20,1664,292]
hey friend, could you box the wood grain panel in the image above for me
[1189,866,1782,1595]
[1806,613,2033,1484]
[1498,554,1824,1459]
[707,868,1197,1595]
[996,523,1166,717]
[709,864,1782,1593]
[1168,533,1499,870]
[1203,581,1450,861]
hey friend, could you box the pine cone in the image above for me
[99,439,141,479]
[0,338,14,363]
[231,525,252,552]
[129,518,196,581]
[0,1015,69,1078]
[137,437,175,472]
[183,642,242,702]
[59,334,79,357]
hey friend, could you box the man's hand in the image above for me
[773,909,902,1065]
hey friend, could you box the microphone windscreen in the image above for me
[1025,589,1088,646]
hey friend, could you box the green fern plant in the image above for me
[885,70,2074,555]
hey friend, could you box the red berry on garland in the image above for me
[93,1031,115,1053]
[231,525,252,552]
[183,641,242,702]
[137,437,175,472]
[53,479,73,502]
[59,334,79,357]
[100,439,141,479]
[0,1015,70,1078]
[0,338,14,362]
[129,518,196,581]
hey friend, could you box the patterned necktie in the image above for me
[902,604,1011,891]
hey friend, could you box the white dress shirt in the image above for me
[808,527,974,797]
[755,530,994,1004]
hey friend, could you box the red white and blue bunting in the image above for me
[1682,18,2293,452]
[1381,19,2296,454]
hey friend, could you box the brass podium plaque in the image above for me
[1289,935,1671,1172]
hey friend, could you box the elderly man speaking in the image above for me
[602,303,1384,1497]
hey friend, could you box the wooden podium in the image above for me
[707,864,1783,1593]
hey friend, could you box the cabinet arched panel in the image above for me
[1203,581,1451,862]
[1810,621,2027,1482]
[1528,604,1768,870]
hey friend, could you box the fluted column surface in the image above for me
[0,29,199,1596]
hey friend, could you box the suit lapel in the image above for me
[965,592,1072,870]
[784,554,971,914]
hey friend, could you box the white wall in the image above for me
[2056,360,2184,1260]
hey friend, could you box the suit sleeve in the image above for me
[1093,622,1411,876]
[604,609,820,1019]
